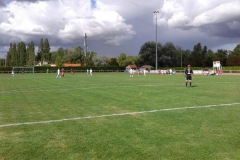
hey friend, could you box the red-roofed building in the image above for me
[63,63,82,67]
[126,64,137,70]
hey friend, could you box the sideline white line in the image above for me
[0,102,240,128]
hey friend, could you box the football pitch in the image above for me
[0,72,240,159]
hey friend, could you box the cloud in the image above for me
[0,0,5,6]
[0,0,239,58]
[0,0,135,48]
[58,1,135,45]
[13,0,50,2]
[99,0,162,18]
[158,0,240,38]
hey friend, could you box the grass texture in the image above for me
[0,72,240,159]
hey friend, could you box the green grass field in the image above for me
[0,72,240,160]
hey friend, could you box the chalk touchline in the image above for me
[0,102,239,128]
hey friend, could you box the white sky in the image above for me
[0,0,239,58]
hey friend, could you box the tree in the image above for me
[125,56,139,66]
[0,58,5,67]
[9,43,17,66]
[78,47,85,65]
[107,58,118,66]
[64,47,78,63]
[93,55,110,66]
[161,42,177,67]
[191,43,202,67]
[50,51,57,64]
[232,44,240,55]
[202,45,208,67]
[182,50,191,67]
[204,49,217,67]
[174,47,192,68]
[226,54,240,66]
[18,41,26,66]
[138,41,162,67]
[51,47,67,64]
[12,43,18,66]
[6,52,11,67]
[159,55,172,67]
[57,47,65,58]
[226,44,240,66]
[117,53,127,66]
[84,52,96,66]
[42,38,51,63]
[215,49,228,66]
[55,56,63,67]
[27,41,35,66]
[63,46,84,64]
[36,38,51,65]
[37,38,44,62]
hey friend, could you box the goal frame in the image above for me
[12,67,35,73]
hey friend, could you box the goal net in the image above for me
[12,67,35,73]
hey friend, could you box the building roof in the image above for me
[63,63,81,67]
[140,65,154,69]
[126,64,137,69]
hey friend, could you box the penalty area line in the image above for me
[0,102,240,128]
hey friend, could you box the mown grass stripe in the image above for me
[0,102,239,128]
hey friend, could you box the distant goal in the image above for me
[13,67,35,73]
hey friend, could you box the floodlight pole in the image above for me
[84,33,87,56]
[5,55,7,67]
[181,50,183,68]
[153,10,159,70]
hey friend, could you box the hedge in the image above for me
[1,66,240,72]
[0,66,126,72]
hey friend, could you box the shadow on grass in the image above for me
[185,85,197,88]
[190,85,197,87]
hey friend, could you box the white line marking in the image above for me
[0,102,239,128]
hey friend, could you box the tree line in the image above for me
[138,42,240,68]
[5,38,50,67]
[3,38,240,68]
[5,38,96,67]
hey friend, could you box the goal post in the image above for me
[12,67,35,73]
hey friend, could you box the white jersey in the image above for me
[143,69,146,76]
[56,69,61,78]
[129,69,134,77]
[129,69,133,74]
[90,69,92,75]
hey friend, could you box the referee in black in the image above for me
[185,65,193,87]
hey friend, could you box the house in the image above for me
[139,65,154,71]
[49,63,82,67]
[36,61,48,66]
[126,64,137,71]
[63,63,82,67]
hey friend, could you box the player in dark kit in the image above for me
[185,65,193,87]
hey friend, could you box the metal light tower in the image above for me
[84,33,87,56]
[181,50,183,68]
[5,55,7,67]
[153,10,159,70]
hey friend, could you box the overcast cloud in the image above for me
[0,0,239,58]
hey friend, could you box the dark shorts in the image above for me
[186,75,192,80]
